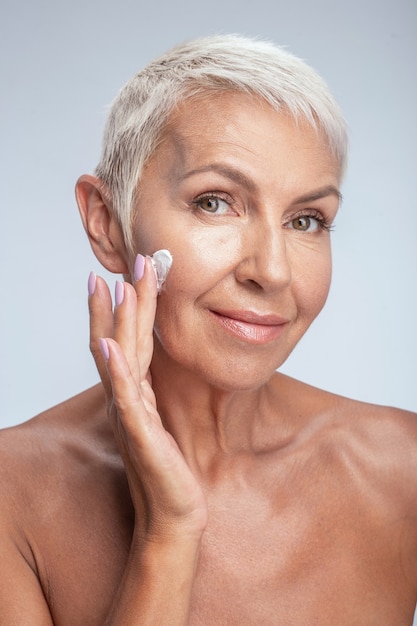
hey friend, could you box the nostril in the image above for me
[241,277,264,292]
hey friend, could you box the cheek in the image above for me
[153,230,242,347]
[292,249,332,320]
[160,227,241,294]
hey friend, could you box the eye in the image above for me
[286,212,332,233]
[194,194,233,215]
[291,216,316,231]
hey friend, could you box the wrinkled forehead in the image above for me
[151,90,339,179]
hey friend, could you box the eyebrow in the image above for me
[179,164,342,204]
[179,163,258,193]
[293,185,343,205]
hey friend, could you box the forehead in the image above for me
[140,92,341,194]
[154,91,340,182]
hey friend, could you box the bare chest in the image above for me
[34,464,415,625]
[187,481,415,625]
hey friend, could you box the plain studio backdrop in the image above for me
[0,0,416,622]
[1,4,416,422]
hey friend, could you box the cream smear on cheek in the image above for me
[149,249,173,294]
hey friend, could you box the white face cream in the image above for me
[149,249,173,293]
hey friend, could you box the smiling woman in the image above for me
[85,96,340,391]
[0,34,416,625]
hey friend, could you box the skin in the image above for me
[0,93,416,625]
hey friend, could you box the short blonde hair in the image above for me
[95,34,348,250]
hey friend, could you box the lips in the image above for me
[209,309,289,344]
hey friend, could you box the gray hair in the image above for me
[95,34,348,250]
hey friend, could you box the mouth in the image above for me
[209,309,289,345]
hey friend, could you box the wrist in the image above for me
[135,520,205,552]
[129,527,203,589]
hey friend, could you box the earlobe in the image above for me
[75,174,129,274]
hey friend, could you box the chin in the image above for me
[153,329,295,392]
[218,362,282,392]
[190,353,286,393]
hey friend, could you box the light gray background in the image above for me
[1,0,416,428]
[0,0,416,622]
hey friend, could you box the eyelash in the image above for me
[288,209,334,233]
[192,193,334,233]
[192,192,234,214]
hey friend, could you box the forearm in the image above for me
[104,531,202,625]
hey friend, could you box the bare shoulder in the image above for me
[0,386,133,622]
[275,371,416,439]
[274,372,417,537]
[279,372,417,497]
[0,384,122,530]
[0,384,112,471]
[335,393,417,490]
[273,372,417,485]
[328,385,416,470]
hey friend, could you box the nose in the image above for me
[235,219,292,291]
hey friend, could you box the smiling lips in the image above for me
[210,309,289,344]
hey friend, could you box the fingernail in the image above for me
[115,280,124,306]
[134,253,145,282]
[88,271,96,295]
[99,338,110,361]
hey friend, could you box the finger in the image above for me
[99,337,152,445]
[88,273,113,396]
[134,255,158,376]
[100,338,207,529]
[100,338,184,482]
[112,281,140,381]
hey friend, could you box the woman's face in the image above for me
[131,92,341,390]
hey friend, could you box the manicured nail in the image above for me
[115,280,124,306]
[99,338,110,361]
[134,253,145,282]
[88,271,96,295]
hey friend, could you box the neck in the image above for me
[149,344,295,474]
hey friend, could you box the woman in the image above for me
[0,35,416,625]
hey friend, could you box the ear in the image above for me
[75,174,129,274]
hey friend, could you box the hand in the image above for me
[88,256,208,542]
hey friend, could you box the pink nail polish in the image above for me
[88,271,96,295]
[134,254,145,282]
[115,281,124,306]
[99,338,110,361]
